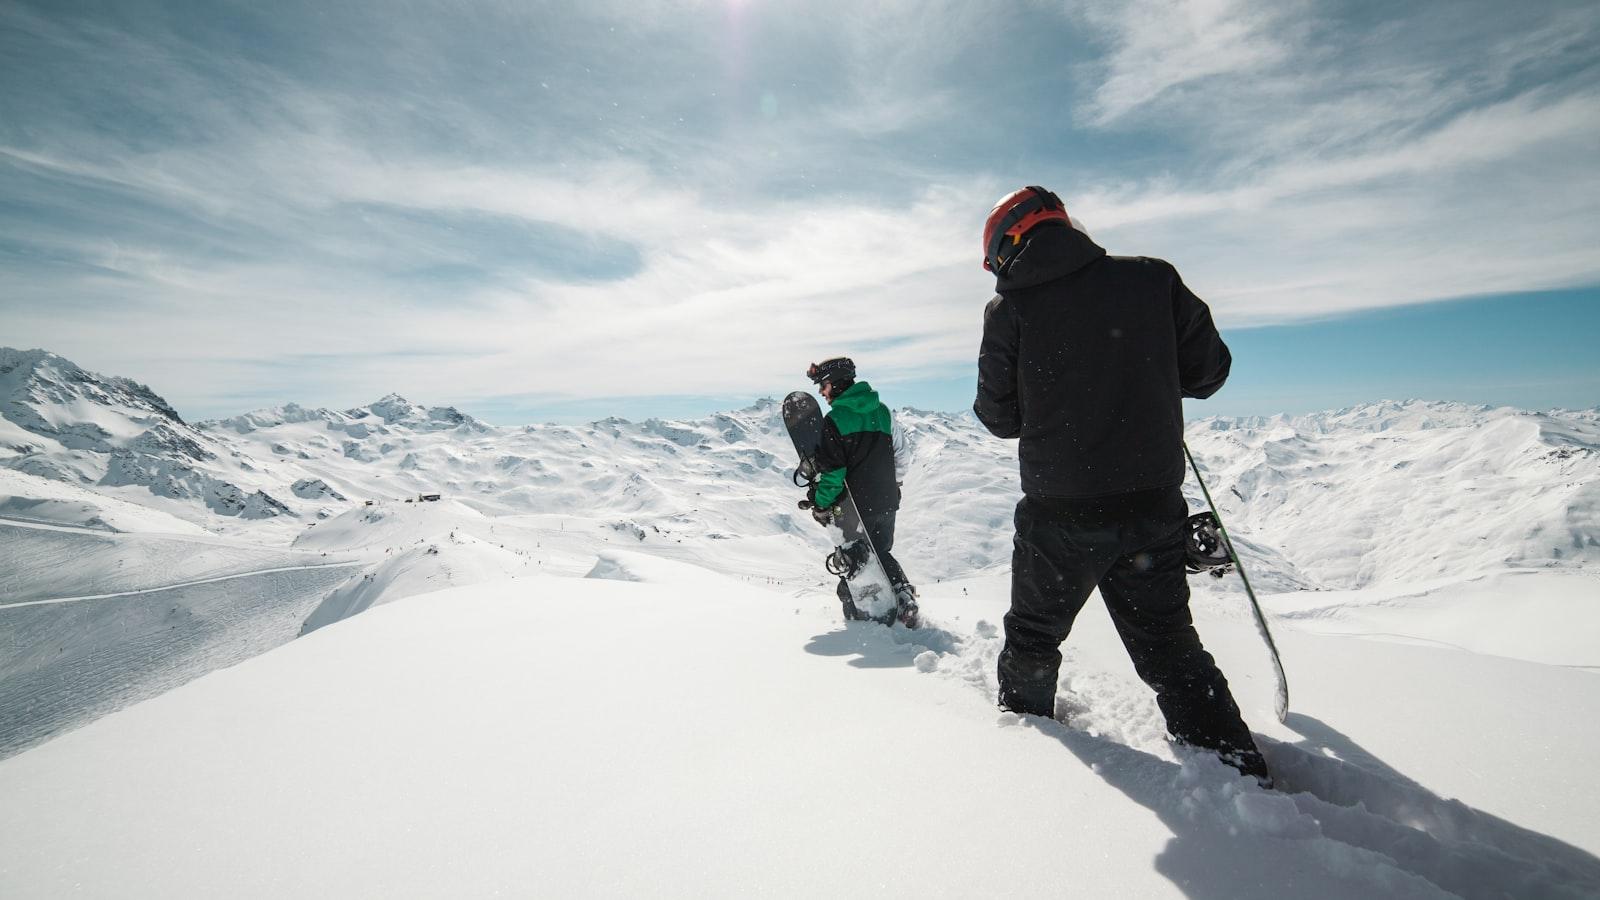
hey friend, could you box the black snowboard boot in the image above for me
[1174,737,1272,788]
[1217,745,1273,789]
[893,583,920,628]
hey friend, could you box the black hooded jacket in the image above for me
[974,225,1231,499]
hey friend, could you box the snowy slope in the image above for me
[298,532,529,635]
[4,349,1600,896]
[2,558,1596,899]
[0,541,358,757]
[1184,400,1600,587]
[0,466,209,535]
[0,519,340,605]
[1269,569,1600,668]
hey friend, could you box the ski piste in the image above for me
[781,391,898,623]
[1184,441,1290,724]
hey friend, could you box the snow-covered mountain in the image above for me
[1186,400,1600,588]
[5,348,1595,589]
[4,348,1597,650]
[3,348,1599,897]
[0,349,291,522]
[0,348,185,446]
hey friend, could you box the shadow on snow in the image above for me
[802,620,963,669]
[1026,710,1600,900]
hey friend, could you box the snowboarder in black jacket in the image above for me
[807,357,918,627]
[973,186,1269,784]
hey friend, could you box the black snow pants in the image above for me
[997,486,1266,779]
[864,511,908,589]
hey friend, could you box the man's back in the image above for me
[975,225,1230,499]
[816,381,900,517]
[974,187,1268,785]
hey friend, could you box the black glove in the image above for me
[811,504,838,527]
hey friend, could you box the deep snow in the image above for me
[2,557,1597,898]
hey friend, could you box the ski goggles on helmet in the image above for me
[806,357,855,385]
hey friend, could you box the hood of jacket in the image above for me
[995,224,1107,291]
[826,381,891,436]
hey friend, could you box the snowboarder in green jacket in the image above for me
[807,356,918,627]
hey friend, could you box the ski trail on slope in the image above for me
[0,514,120,534]
[0,564,360,759]
[874,611,1600,899]
[0,562,362,609]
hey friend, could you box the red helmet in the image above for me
[982,185,1070,273]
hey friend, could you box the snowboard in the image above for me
[1183,442,1289,724]
[781,391,899,623]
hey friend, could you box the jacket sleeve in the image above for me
[891,417,910,484]
[974,295,1022,438]
[1171,268,1231,400]
[811,417,849,509]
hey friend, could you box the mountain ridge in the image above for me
[2,347,1596,588]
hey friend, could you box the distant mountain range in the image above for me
[2,347,1596,589]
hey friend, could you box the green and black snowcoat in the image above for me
[811,381,901,519]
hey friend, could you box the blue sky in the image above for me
[2,0,1597,423]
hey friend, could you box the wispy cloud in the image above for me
[2,0,1598,420]
[1061,0,1600,320]
[1072,0,1303,126]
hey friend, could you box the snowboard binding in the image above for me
[1184,511,1235,578]
[824,540,871,579]
[791,455,819,488]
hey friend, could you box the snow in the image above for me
[0,467,210,535]
[0,547,358,757]
[4,560,1597,898]
[298,531,527,634]
[3,350,1600,896]
[292,496,490,552]
[1270,570,1600,668]
[1184,401,1600,587]
[0,519,331,604]
[0,412,47,457]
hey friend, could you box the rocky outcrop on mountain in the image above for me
[130,424,216,463]
[291,478,346,501]
[351,394,485,432]
[100,450,291,519]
